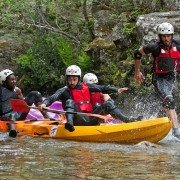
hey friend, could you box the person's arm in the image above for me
[40,87,67,109]
[88,83,120,94]
[14,86,24,100]
[134,47,146,85]
[134,42,159,85]
[117,87,128,93]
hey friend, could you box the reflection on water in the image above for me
[0,132,180,179]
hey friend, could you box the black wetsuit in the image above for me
[142,39,180,108]
[43,83,140,127]
[0,86,43,120]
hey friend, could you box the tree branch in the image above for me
[24,22,80,43]
[82,0,95,40]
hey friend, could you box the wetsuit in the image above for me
[0,84,20,120]
[43,83,140,130]
[0,85,42,120]
[90,91,104,109]
[142,39,180,109]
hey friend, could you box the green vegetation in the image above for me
[0,0,167,94]
[15,35,92,93]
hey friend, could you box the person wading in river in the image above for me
[134,22,180,139]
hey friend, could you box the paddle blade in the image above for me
[10,99,30,113]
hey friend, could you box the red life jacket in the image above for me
[154,45,180,74]
[69,83,93,113]
[91,92,104,109]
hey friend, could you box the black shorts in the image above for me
[152,73,177,100]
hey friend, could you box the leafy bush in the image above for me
[15,34,92,94]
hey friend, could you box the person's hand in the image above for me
[117,87,128,93]
[15,86,24,100]
[38,103,47,111]
[134,71,145,85]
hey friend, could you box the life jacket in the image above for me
[91,92,104,109]
[154,44,180,74]
[0,85,18,116]
[69,83,93,113]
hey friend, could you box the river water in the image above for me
[0,131,180,180]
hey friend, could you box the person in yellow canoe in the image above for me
[134,22,180,139]
[0,69,43,137]
[83,72,137,122]
[83,73,125,110]
[40,65,142,132]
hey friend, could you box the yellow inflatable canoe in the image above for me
[11,117,171,144]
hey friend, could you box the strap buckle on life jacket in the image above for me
[77,101,90,105]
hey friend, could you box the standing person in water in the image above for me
[134,22,180,139]
[40,65,142,132]
[0,69,43,137]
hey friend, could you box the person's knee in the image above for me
[25,91,43,106]
[65,99,75,109]
[103,98,116,111]
[162,95,175,109]
[102,94,110,101]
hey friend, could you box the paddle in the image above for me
[10,99,108,120]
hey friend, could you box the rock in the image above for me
[135,141,161,148]
[93,10,118,37]
[88,37,116,49]
[136,11,180,44]
[162,0,180,11]
[0,38,26,71]
[133,0,180,12]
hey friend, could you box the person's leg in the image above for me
[165,109,180,138]
[73,105,100,126]
[64,99,75,132]
[165,109,179,127]
[2,112,17,137]
[64,99,99,129]
[74,114,99,126]
[8,123,17,137]
[23,91,44,120]
[98,98,142,122]
[153,75,180,138]
[17,112,29,120]
[101,94,111,101]
[25,91,43,106]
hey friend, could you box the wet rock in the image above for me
[136,11,180,44]
[135,141,161,148]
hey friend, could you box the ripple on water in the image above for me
[0,133,180,179]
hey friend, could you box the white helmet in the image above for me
[65,65,81,77]
[0,69,14,84]
[83,73,98,84]
[157,22,174,35]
